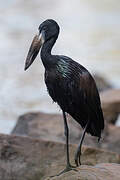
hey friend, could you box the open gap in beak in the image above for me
[24,33,44,71]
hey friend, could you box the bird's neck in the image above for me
[40,37,58,69]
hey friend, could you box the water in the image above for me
[0,0,120,133]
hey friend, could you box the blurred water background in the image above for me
[0,0,120,133]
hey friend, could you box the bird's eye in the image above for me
[43,26,47,31]
[38,26,47,32]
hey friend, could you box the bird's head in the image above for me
[24,19,59,70]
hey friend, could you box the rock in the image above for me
[93,74,112,92]
[46,164,120,180]
[0,134,119,180]
[12,112,64,142]
[11,112,100,146]
[12,112,120,153]
[100,89,120,124]
[102,125,120,153]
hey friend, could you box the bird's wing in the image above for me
[61,59,104,137]
[55,55,104,137]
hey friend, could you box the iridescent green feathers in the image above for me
[45,55,104,138]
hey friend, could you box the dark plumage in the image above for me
[25,19,104,175]
[45,56,104,137]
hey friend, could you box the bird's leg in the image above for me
[75,119,90,166]
[51,112,77,177]
[63,111,71,168]
[62,112,76,169]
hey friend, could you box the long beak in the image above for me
[24,32,44,71]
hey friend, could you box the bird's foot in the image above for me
[74,149,82,167]
[50,164,77,178]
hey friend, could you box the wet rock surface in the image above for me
[0,134,120,180]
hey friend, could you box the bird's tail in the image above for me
[87,106,104,138]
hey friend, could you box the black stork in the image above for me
[24,19,104,174]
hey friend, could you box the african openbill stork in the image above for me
[24,19,104,174]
